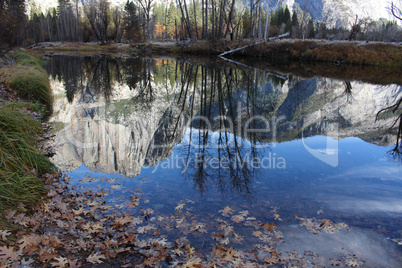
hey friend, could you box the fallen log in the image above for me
[218,32,290,57]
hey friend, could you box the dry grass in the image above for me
[184,39,402,68]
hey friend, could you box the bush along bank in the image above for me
[0,50,55,232]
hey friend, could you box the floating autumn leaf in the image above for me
[175,203,185,210]
[220,237,230,245]
[0,230,11,241]
[238,210,249,217]
[296,216,349,234]
[152,228,160,236]
[112,216,132,226]
[264,251,280,265]
[232,232,244,244]
[261,222,275,231]
[184,245,196,256]
[264,254,277,265]
[252,231,263,238]
[50,256,68,268]
[219,206,234,217]
[212,233,225,241]
[345,258,364,267]
[110,184,122,189]
[273,214,282,221]
[231,215,245,223]
[182,257,202,267]
[86,252,106,264]
[72,207,86,216]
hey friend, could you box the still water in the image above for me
[46,55,402,267]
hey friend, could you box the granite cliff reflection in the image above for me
[47,56,402,194]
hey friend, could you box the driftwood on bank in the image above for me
[218,56,288,81]
[219,32,290,57]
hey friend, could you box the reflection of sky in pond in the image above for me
[65,133,402,267]
[48,55,402,266]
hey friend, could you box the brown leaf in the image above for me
[262,222,275,231]
[219,206,234,217]
[38,248,58,263]
[0,230,11,241]
[0,246,21,262]
[51,256,68,268]
[86,252,106,264]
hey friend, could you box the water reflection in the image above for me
[46,55,402,266]
[376,96,402,163]
[47,55,402,192]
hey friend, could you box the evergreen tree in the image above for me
[291,11,298,38]
[166,1,177,37]
[124,0,141,40]
[307,19,315,38]
[0,0,26,56]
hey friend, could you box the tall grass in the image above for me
[0,103,53,209]
[0,50,55,231]
[4,50,53,112]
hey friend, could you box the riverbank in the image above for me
[0,50,55,231]
[31,39,402,68]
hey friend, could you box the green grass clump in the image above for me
[15,50,42,66]
[0,102,54,210]
[0,50,54,112]
[8,64,53,112]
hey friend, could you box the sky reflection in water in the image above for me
[48,55,402,266]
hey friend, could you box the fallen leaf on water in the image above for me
[252,231,263,238]
[175,203,185,210]
[219,206,234,217]
[262,222,275,231]
[273,214,282,221]
[231,215,245,223]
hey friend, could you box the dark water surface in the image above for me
[46,55,402,267]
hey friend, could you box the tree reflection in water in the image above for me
[166,63,284,197]
[47,55,123,103]
[377,97,402,163]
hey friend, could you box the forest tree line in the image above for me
[1,0,402,56]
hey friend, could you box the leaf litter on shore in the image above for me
[0,172,369,267]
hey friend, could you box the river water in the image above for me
[46,55,402,267]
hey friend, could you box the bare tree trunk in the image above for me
[205,0,208,39]
[227,0,236,41]
[264,4,269,39]
[217,0,226,40]
[193,0,199,39]
[257,6,262,38]
[211,0,215,40]
[201,0,205,38]
[250,0,254,38]
[183,0,194,39]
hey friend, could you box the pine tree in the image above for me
[166,0,177,38]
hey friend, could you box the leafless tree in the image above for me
[137,0,154,40]
[390,1,402,21]
[84,0,113,43]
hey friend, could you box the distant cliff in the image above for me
[283,0,394,28]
